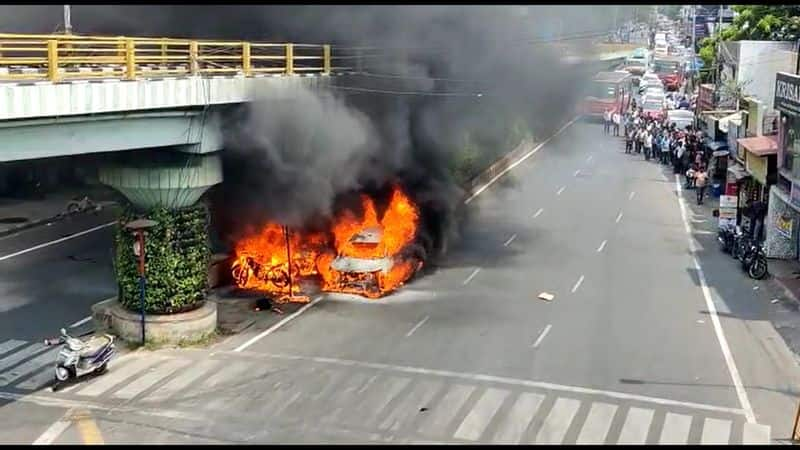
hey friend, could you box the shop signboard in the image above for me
[777,213,794,239]
[718,194,738,229]
[775,72,800,116]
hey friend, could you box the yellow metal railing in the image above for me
[0,33,341,82]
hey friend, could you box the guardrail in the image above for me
[0,33,345,82]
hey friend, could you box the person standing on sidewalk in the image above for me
[643,130,653,161]
[603,109,611,134]
[612,110,621,137]
[625,126,633,154]
[695,167,708,205]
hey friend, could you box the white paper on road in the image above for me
[575,401,618,444]
[659,412,692,444]
[493,392,545,443]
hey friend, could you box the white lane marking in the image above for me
[659,412,692,444]
[0,222,116,262]
[463,268,481,285]
[0,339,27,355]
[596,240,607,253]
[0,343,48,373]
[379,379,442,431]
[532,324,552,349]
[493,392,545,443]
[617,406,654,444]
[615,212,624,223]
[453,387,510,441]
[144,359,217,402]
[674,174,756,424]
[629,191,636,200]
[701,417,732,444]
[532,208,544,219]
[76,356,161,397]
[241,351,748,416]
[586,155,593,163]
[574,169,581,177]
[32,408,75,445]
[69,316,92,329]
[464,116,579,204]
[534,397,581,444]
[742,422,770,444]
[113,359,190,400]
[571,275,585,294]
[556,186,566,196]
[405,315,430,337]
[576,402,617,444]
[234,295,324,352]
[503,234,518,247]
[418,384,476,436]
[0,347,58,386]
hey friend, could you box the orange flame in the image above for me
[232,184,422,299]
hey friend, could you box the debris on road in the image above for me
[772,299,781,304]
[538,292,555,302]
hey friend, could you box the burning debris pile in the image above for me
[231,184,425,299]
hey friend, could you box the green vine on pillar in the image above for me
[114,204,211,314]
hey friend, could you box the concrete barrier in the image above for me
[92,297,217,345]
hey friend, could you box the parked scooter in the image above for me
[730,226,747,261]
[741,240,769,280]
[44,328,115,392]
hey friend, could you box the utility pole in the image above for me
[691,5,696,52]
[63,5,72,35]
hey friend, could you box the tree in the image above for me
[698,5,800,83]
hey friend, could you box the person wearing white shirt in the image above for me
[644,131,653,161]
[603,109,612,134]
[612,112,621,136]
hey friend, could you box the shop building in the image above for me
[768,72,800,259]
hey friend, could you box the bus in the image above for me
[624,47,650,76]
[580,71,633,119]
[651,55,685,91]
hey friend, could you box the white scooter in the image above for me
[44,328,115,392]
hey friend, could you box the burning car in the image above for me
[231,184,425,299]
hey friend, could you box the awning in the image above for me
[737,135,778,157]
[718,111,743,133]
[727,163,750,181]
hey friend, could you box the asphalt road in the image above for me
[1,120,798,444]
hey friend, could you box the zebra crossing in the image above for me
[0,339,772,444]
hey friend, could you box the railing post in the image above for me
[323,44,331,75]
[47,39,59,82]
[242,42,252,76]
[285,43,293,75]
[189,41,199,76]
[160,39,168,65]
[125,39,136,80]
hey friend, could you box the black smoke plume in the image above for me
[0,5,623,256]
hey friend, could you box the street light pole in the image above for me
[63,5,72,35]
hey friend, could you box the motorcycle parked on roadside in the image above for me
[44,328,115,392]
[717,224,735,254]
[741,240,769,280]
[730,227,748,261]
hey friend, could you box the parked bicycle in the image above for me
[57,196,102,219]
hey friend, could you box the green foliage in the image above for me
[448,118,533,186]
[114,204,211,315]
[700,4,800,83]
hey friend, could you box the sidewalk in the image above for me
[0,185,119,237]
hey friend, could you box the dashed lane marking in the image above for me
[532,325,552,349]
[503,234,517,247]
[463,268,481,286]
[532,208,544,219]
[571,275,585,294]
[597,240,607,253]
[556,186,566,196]
[405,315,430,338]
[615,212,624,223]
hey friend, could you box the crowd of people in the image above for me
[603,100,711,205]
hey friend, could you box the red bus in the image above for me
[652,55,685,91]
[580,71,633,118]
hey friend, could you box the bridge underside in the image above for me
[0,110,223,162]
